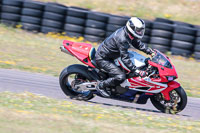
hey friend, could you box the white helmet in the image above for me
[126,17,145,39]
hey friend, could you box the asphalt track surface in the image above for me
[0,68,200,120]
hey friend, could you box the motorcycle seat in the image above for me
[89,47,96,60]
[89,47,98,68]
[91,58,98,68]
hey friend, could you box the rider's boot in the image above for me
[96,81,110,98]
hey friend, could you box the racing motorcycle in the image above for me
[59,40,187,114]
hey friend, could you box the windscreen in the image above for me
[152,52,172,69]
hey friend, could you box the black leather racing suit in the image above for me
[95,26,152,89]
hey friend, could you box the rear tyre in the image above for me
[150,87,187,114]
[59,66,95,101]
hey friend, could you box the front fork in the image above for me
[161,81,180,101]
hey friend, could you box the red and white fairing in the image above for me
[115,51,168,94]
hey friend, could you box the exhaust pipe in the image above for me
[60,46,73,56]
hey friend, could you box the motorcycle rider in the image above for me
[95,17,154,97]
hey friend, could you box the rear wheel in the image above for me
[59,67,95,101]
[150,87,187,114]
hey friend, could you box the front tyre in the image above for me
[59,66,95,101]
[150,87,187,114]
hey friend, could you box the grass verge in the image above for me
[0,91,199,133]
[0,24,200,97]
[39,0,200,25]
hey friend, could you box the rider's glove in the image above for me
[146,48,153,55]
[135,70,147,78]
[147,48,156,57]
[151,51,156,57]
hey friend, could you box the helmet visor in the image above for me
[135,27,145,36]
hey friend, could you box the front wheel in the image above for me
[150,87,187,114]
